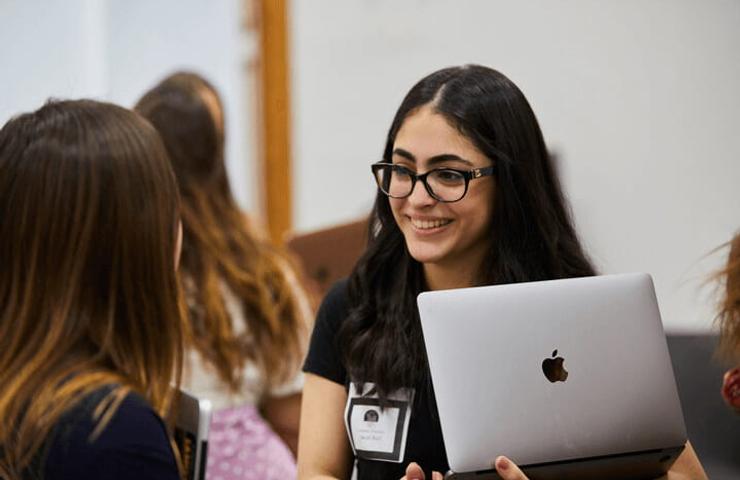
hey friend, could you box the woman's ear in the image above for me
[174,220,183,271]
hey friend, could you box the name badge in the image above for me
[344,382,414,463]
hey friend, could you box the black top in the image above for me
[30,387,180,480]
[304,280,449,479]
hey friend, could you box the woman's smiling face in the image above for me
[389,105,496,274]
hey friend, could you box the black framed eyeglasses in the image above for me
[371,162,496,203]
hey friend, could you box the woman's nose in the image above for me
[406,178,436,207]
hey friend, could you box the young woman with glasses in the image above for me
[0,100,183,479]
[298,65,706,480]
[296,65,597,479]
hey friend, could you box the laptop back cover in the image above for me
[417,273,686,473]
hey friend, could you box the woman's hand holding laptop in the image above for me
[400,442,707,480]
[400,462,443,480]
[489,457,529,480]
[400,457,528,480]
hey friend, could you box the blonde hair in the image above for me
[0,100,185,476]
[716,233,740,363]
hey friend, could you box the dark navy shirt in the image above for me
[33,387,180,480]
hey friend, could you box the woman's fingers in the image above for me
[494,456,529,480]
[403,458,526,480]
[402,461,425,480]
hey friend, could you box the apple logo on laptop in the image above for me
[542,349,568,383]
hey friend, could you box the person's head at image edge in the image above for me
[341,64,596,400]
[0,99,184,476]
[716,233,740,412]
[134,71,307,395]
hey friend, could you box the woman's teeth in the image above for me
[411,218,452,230]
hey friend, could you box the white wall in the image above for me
[1,1,738,331]
[0,0,107,108]
[0,0,257,211]
[290,0,740,331]
[105,0,258,211]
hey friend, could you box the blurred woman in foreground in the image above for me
[0,100,184,479]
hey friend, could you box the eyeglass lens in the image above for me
[375,165,466,202]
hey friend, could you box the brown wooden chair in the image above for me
[285,218,368,309]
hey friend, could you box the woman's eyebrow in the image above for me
[426,154,473,167]
[392,149,473,167]
[392,148,415,162]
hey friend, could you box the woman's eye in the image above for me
[393,165,414,175]
[435,170,464,182]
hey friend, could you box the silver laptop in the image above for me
[417,273,687,480]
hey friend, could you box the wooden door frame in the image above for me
[252,0,292,243]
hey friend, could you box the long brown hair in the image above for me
[716,233,740,362]
[0,100,185,476]
[135,72,307,393]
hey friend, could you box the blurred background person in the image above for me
[136,71,311,480]
[0,99,183,479]
[716,234,740,413]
